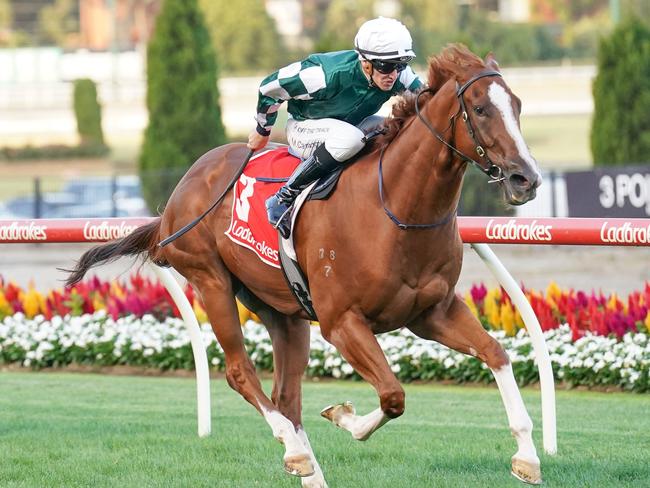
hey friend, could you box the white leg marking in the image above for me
[297,428,328,488]
[491,363,539,462]
[488,83,541,180]
[336,407,390,441]
[259,402,313,476]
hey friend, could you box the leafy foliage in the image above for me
[0,0,10,31]
[591,16,650,165]
[37,0,78,47]
[312,0,374,53]
[139,0,226,213]
[199,0,284,73]
[72,78,105,148]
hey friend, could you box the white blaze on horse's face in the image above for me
[487,82,542,199]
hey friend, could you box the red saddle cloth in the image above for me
[225,146,300,268]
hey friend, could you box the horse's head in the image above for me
[428,45,542,205]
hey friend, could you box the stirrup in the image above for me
[273,206,293,239]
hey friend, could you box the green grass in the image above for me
[0,373,648,487]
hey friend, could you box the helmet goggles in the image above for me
[367,57,408,74]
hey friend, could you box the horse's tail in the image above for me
[64,218,163,287]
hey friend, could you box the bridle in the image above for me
[416,70,505,183]
[379,70,505,230]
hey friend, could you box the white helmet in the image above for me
[354,17,416,62]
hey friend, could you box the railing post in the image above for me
[471,243,557,455]
[148,264,211,437]
[34,177,42,218]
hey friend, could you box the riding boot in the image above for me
[266,144,339,238]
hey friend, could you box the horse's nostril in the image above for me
[509,173,530,189]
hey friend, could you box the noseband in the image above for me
[378,70,505,230]
[416,70,505,183]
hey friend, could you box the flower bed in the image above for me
[0,312,648,392]
[0,274,649,392]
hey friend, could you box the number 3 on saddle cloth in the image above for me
[225,146,339,319]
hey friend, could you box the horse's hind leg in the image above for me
[408,295,542,485]
[183,267,314,478]
[256,307,327,488]
[318,311,404,441]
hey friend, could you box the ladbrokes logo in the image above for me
[600,221,650,244]
[486,219,553,241]
[0,221,48,241]
[230,221,279,264]
[83,221,139,240]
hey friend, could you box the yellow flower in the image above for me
[545,282,561,310]
[0,290,13,318]
[607,293,623,312]
[236,300,251,325]
[22,287,42,318]
[464,292,479,318]
[110,282,126,300]
[644,310,650,332]
[484,288,501,329]
[92,294,106,312]
[514,307,525,330]
[193,299,208,324]
[500,303,516,336]
[546,281,561,300]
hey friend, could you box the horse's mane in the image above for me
[374,44,486,146]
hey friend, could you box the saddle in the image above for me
[231,129,385,320]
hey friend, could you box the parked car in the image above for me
[3,175,150,219]
[0,202,18,219]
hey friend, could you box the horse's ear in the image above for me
[485,52,500,72]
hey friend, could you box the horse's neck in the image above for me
[380,85,465,226]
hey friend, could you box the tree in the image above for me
[139,0,226,212]
[313,0,374,53]
[591,16,650,166]
[401,0,457,58]
[73,78,105,148]
[0,0,10,29]
[199,0,283,73]
[37,0,78,47]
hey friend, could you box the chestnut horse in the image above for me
[66,45,542,486]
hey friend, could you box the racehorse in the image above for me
[65,44,543,486]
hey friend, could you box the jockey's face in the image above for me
[361,60,400,91]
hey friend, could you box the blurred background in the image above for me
[0,0,649,220]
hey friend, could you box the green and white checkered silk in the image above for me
[255,50,423,135]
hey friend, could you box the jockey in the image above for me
[247,17,424,237]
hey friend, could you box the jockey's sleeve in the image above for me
[399,66,424,92]
[254,60,327,136]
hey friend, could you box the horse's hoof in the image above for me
[320,401,355,425]
[284,453,315,477]
[511,457,542,485]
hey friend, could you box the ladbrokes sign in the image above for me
[0,220,141,242]
[600,221,650,245]
[82,220,139,241]
[485,219,553,241]
[0,221,47,241]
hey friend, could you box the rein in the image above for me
[378,70,504,231]
[158,149,254,247]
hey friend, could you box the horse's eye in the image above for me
[474,106,486,117]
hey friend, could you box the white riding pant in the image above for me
[286,115,384,162]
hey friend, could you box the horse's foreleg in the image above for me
[190,272,313,478]
[259,310,327,488]
[297,427,328,488]
[408,296,542,484]
[319,311,404,441]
